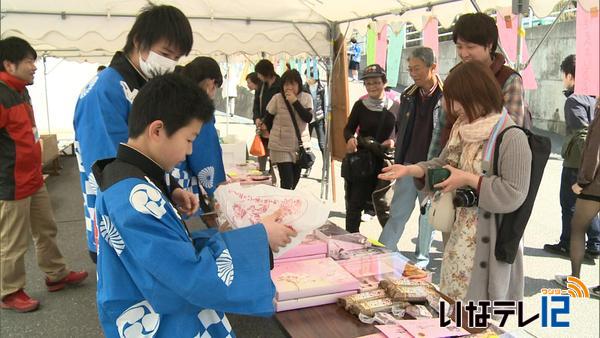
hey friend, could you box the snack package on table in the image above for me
[214,183,329,257]
[338,288,387,310]
[405,304,433,319]
[350,297,408,317]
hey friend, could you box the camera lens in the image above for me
[453,188,478,208]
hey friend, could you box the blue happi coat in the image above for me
[171,117,226,215]
[74,51,146,253]
[93,144,275,338]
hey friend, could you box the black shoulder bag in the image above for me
[341,108,388,181]
[284,96,316,169]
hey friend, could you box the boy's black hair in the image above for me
[245,72,261,85]
[123,5,193,57]
[97,65,107,72]
[0,37,37,71]
[177,56,223,88]
[452,13,498,57]
[280,69,303,94]
[128,73,214,138]
[255,59,276,78]
[560,54,576,78]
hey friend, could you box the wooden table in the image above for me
[274,290,486,338]
[275,303,378,338]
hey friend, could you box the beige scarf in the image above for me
[445,112,502,175]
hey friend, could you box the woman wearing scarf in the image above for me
[343,64,398,233]
[380,61,531,302]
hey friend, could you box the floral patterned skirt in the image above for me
[439,206,479,300]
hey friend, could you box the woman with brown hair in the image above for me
[379,61,532,302]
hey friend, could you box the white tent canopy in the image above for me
[1,0,572,61]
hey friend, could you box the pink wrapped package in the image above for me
[275,234,327,260]
[400,318,469,337]
[275,290,357,312]
[274,253,326,265]
[271,257,360,301]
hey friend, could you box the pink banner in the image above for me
[496,8,537,89]
[422,17,439,59]
[575,4,600,96]
[376,23,388,68]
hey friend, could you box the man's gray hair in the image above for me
[408,47,436,67]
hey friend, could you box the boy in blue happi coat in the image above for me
[73,4,194,263]
[171,57,227,219]
[92,73,296,338]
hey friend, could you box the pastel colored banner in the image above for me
[386,25,406,88]
[312,57,319,79]
[366,24,377,66]
[376,23,388,68]
[422,17,439,60]
[305,56,312,77]
[496,7,538,90]
[575,3,599,96]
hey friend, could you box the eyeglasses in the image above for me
[364,81,383,87]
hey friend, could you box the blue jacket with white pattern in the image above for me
[93,144,275,338]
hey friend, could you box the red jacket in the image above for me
[0,71,43,200]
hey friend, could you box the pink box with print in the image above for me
[275,234,327,260]
[274,253,326,265]
[274,290,357,312]
[271,257,360,301]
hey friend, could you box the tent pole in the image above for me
[225,55,230,136]
[522,2,570,70]
[320,23,335,200]
[334,0,460,24]
[292,23,322,59]
[42,54,51,133]
[515,13,523,72]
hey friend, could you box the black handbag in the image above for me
[341,109,388,181]
[341,148,375,180]
[284,96,316,169]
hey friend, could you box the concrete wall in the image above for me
[394,21,578,135]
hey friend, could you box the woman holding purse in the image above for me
[262,69,313,189]
[343,64,398,234]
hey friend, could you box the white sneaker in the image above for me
[554,275,569,288]
[361,213,374,222]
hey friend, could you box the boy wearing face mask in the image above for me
[73,4,193,263]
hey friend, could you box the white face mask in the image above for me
[138,51,177,78]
